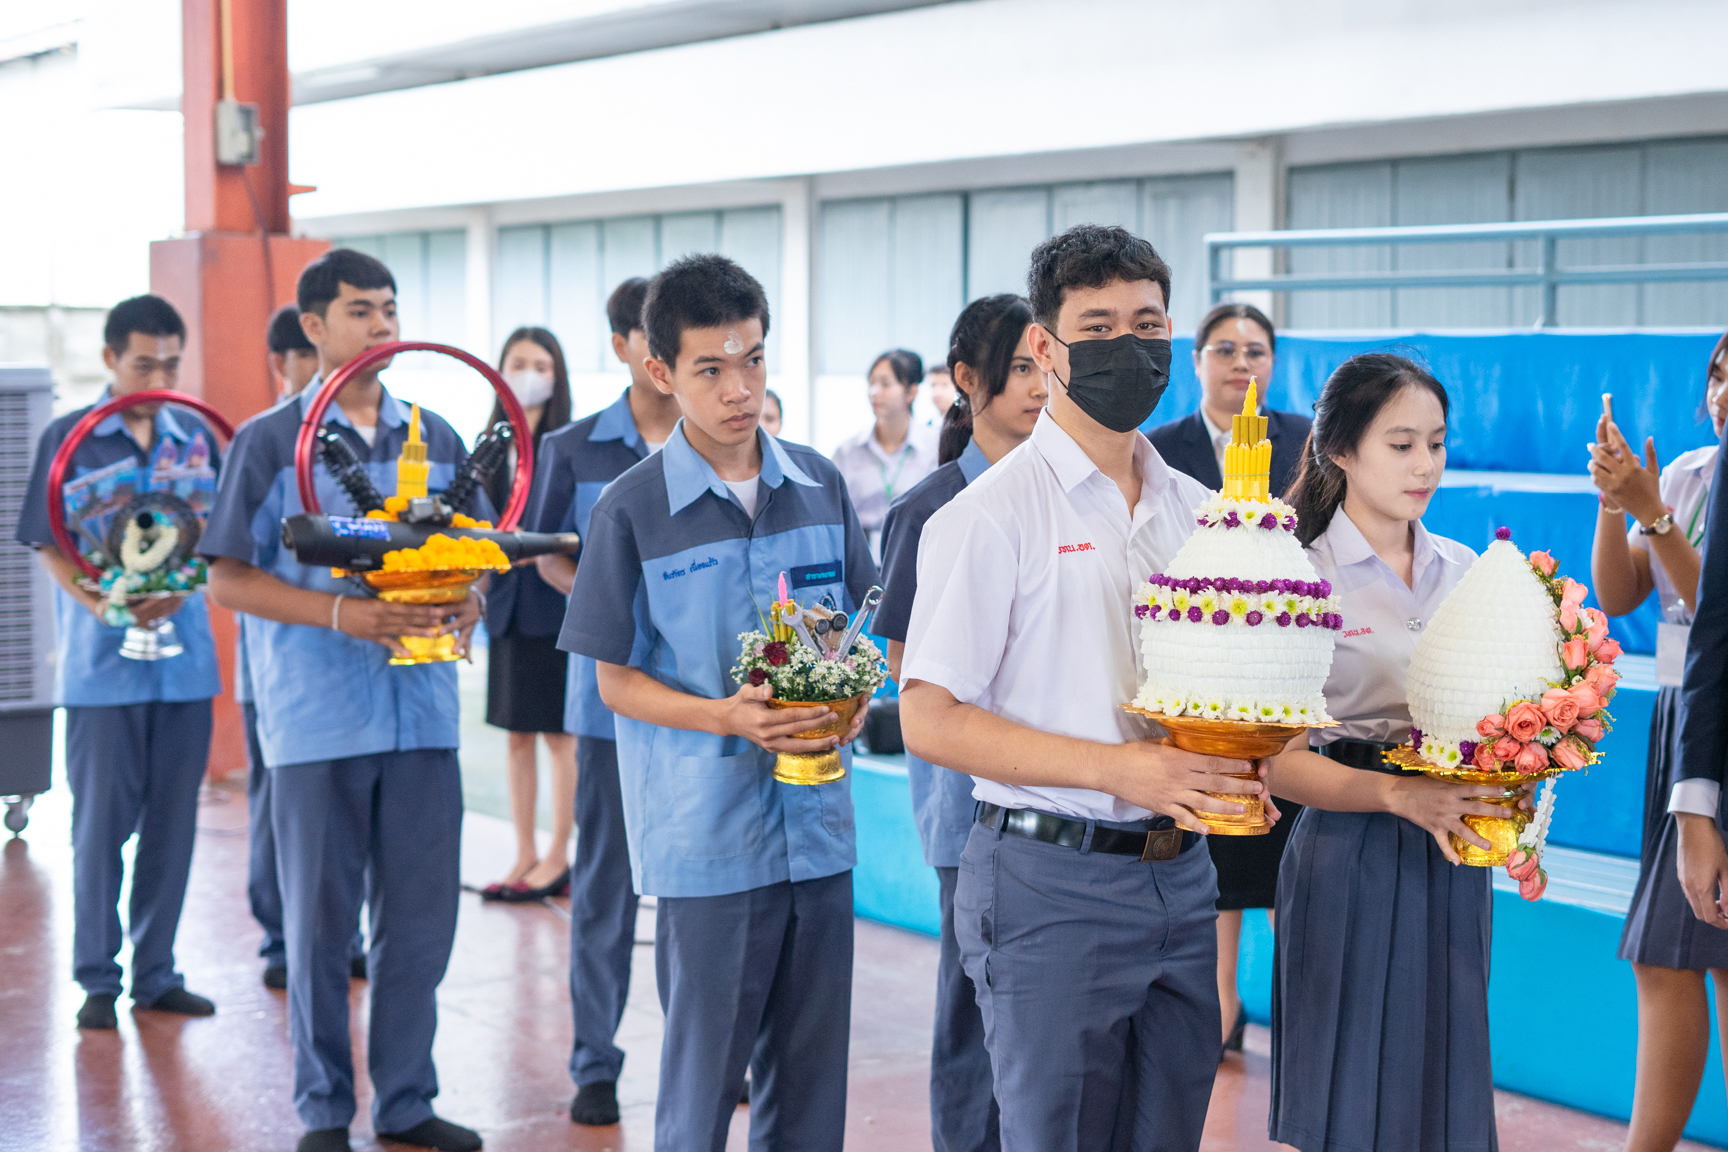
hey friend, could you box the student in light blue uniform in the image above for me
[204,250,486,1152]
[562,255,876,1152]
[243,305,365,992]
[528,277,684,1127]
[15,295,221,1032]
[876,293,1045,1152]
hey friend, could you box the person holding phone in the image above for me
[1594,334,1728,1152]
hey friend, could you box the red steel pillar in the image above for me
[151,0,329,777]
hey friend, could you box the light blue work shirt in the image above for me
[199,382,490,768]
[561,421,878,898]
[15,392,221,706]
[524,391,648,740]
[875,437,991,867]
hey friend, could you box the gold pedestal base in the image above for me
[1382,744,1549,868]
[767,695,866,785]
[1124,707,1331,836]
[364,569,484,666]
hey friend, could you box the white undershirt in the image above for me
[723,474,761,518]
[353,424,377,448]
[644,438,666,455]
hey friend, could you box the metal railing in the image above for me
[1206,211,1728,326]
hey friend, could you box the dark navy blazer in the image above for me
[1145,408,1313,498]
[1679,423,1728,792]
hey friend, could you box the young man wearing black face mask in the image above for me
[899,225,1268,1149]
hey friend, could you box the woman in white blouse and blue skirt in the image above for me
[1256,353,1523,1152]
[1593,331,1727,1152]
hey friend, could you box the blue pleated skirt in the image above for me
[1270,805,1497,1152]
[1619,686,1728,969]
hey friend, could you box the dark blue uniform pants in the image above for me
[271,748,462,1134]
[934,864,1001,1152]
[654,871,854,1152]
[955,820,1221,1152]
[65,700,213,1002]
[244,702,365,968]
[568,736,638,1086]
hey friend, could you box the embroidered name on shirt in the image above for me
[328,516,390,540]
[662,556,719,580]
[1341,626,1373,638]
[1057,542,1096,555]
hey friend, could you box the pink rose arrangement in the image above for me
[1451,543,1618,780]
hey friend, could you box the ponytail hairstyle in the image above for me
[1287,352,1449,546]
[939,294,1034,464]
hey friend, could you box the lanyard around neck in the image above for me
[875,437,913,505]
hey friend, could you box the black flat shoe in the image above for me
[296,1128,352,1152]
[1220,1005,1247,1058]
[263,965,288,990]
[146,988,215,1016]
[504,868,571,903]
[350,956,369,980]
[377,1116,481,1151]
[571,1080,620,1126]
[77,993,118,1030]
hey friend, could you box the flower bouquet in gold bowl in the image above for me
[1394,529,1618,887]
[729,576,888,785]
[362,559,502,666]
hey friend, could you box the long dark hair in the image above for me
[939,295,1034,464]
[1287,352,1449,546]
[487,326,573,510]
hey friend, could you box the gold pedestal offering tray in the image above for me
[362,568,485,665]
[1124,706,1333,836]
[766,694,868,785]
[1382,744,1549,867]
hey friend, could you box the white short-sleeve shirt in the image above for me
[901,409,1213,823]
[1304,512,1476,746]
[1630,444,1717,623]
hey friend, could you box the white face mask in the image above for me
[504,368,554,409]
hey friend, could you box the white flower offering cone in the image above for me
[1405,536,1562,767]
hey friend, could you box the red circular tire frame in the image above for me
[293,341,532,531]
[46,389,236,582]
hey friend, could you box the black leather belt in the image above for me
[1315,739,1406,775]
[977,802,1201,862]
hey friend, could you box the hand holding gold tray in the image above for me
[1382,744,1548,867]
[1123,706,1335,835]
[361,568,483,665]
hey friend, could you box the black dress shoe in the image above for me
[741,1073,750,1106]
[146,988,215,1016]
[502,868,571,903]
[377,1116,482,1151]
[296,1128,352,1152]
[263,965,288,990]
[77,993,118,1030]
[1220,1005,1248,1058]
[350,956,368,980]
[570,1080,620,1126]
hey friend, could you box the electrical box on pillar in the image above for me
[150,0,329,779]
[214,0,264,166]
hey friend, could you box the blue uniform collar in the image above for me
[590,390,644,454]
[662,420,818,516]
[296,376,409,430]
[957,437,990,485]
[91,386,193,447]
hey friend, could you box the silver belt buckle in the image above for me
[1141,828,1181,862]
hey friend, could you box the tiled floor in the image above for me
[0,770,1711,1151]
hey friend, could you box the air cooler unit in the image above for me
[0,366,56,833]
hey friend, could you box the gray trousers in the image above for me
[934,865,1001,1152]
[654,871,854,1152]
[271,749,462,1134]
[65,700,212,1001]
[954,818,1221,1152]
[243,702,363,969]
[568,736,639,1086]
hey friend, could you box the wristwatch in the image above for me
[1639,512,1675,536]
